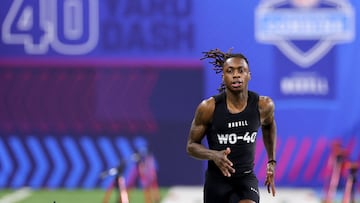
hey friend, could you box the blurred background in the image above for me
[0,0,359,202]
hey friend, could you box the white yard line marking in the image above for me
[161,186,202,203]
[0,187,32,203]
[161,186,323,203]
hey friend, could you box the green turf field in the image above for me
[0,188,169,203]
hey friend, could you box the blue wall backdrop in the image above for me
[0,0,359,188]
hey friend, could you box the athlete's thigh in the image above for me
[230,193,256,203]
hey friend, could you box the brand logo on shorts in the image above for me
[251,187,259,195]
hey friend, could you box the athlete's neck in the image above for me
[225,90,248,113]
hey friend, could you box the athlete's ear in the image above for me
[249,72,251,80]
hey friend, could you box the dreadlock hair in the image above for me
[201,48,249,92]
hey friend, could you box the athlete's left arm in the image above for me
[259,96,277,196]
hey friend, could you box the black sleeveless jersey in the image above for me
[206,91,261,177]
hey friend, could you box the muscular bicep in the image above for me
[188,117,207,144]
[188,99,214,144]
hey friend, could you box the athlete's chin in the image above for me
[229,87,245,93]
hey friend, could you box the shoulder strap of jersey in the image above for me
[212,91,225,104]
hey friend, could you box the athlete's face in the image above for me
[222,57,251,92]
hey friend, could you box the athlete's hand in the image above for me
[213,147,235,177]
[265,162,276,196]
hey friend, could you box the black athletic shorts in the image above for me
[203,170,259,203]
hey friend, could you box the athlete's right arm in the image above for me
[186,97,235,177]
[186,97,214,160]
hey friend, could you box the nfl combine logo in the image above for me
[255,0,355,68]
